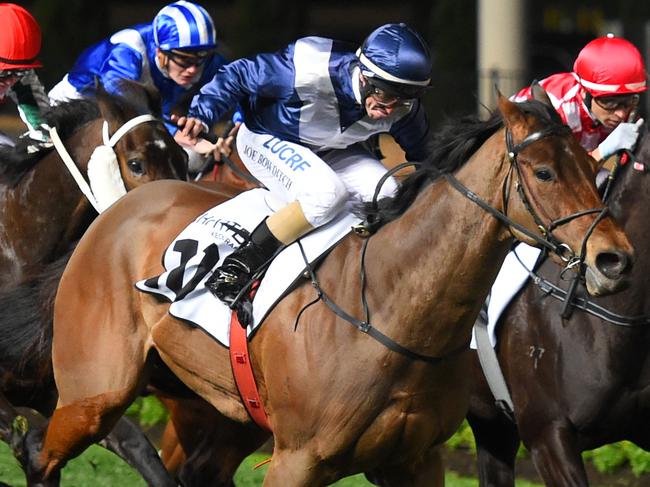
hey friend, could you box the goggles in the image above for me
[593,93,640,112]
[165,50,213,69]
[369,86,415,108]
[0,69,29,81]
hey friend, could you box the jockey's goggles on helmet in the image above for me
[165,50,214,69]
[0,69,29,81]
[593,93,640,111]
[366,76,428,102]
[368,85,415,108]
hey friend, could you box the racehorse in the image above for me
[467,130,650,487]
[23,92,634,486]
[0,81,188,486]
[0,80,188,287]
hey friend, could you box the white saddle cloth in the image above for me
[136,187,361,347]
[470,243,542,348]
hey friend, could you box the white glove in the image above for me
[598,118,644,159]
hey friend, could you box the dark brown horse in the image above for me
[24,94,634,486]
[0,81,188,286]
[0,82,188,486]
[467,130,650,487]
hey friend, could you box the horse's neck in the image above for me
[362,149,514,355]
[11,120,101,263]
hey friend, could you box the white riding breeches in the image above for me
[235,123,398,227]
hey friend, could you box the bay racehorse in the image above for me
[24,92,634,486]
[467,130,650,487]
[0,81,188,486]
[0,80,188,287]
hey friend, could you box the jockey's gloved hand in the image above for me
[598,118,644,159]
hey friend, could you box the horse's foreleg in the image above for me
[467,410,519,487]
[100,416,177,487]
[525,423,588,487]
[162,396,269,487]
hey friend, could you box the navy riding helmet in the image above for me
[356,23,433,99]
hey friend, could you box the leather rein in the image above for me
[526,150,650,327]
[297,123,608,363]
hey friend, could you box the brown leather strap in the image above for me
[229,312,272,432]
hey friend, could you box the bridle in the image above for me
[295,122,610,364]
[526,148,650,326]
[501,125,608,273]
[50,114,162,213]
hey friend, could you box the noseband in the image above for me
[50,114,163,213]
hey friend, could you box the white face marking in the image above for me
[154,140,168,151]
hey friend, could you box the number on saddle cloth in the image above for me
[135,188,361,346]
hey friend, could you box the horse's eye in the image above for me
[535,168,554,181]
[127,159,145,176]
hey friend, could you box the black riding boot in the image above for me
[206,219,284,305]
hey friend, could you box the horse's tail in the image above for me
[0,250,71,381]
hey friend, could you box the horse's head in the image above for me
[497,87,633,296]
[96,80,188,187]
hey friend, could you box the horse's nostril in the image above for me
[595,251,630,279]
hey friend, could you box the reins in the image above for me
[524,150,650,327]
[291,122,609,363]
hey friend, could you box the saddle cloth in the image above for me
[470,243,542,349]
[136,187,360,347]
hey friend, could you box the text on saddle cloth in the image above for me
[135,187,360,346]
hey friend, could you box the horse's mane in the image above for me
[361,99,564,225]
[0,79,162,188]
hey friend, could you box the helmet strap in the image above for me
[584,91,593,111]
[583,91,602,127]
[154,49,171,78]
[359,74,374,104]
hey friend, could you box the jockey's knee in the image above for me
[298,178,348,227]
[374,175,398,201]
[356,174,399,203]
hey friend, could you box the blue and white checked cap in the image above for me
[153,1,216,51]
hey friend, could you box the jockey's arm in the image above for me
[389,100,434,162]
[9,69,49,138]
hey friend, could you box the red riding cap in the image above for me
[0,3,42,71]
[573,34,646,97]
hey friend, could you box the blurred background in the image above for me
[4,0,650,125]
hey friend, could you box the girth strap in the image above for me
[229,311,272,432]
[473,304,515,422]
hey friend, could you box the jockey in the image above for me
[0,3,50,146]
[48,0,229,169]
[475,34,647,348]
[512,34,646,160]
[176,23,434,306]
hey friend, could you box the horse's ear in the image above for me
[497,90,527,136]
[94,78,124,127]
[530,81,553,107]
[142,84,163,118]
